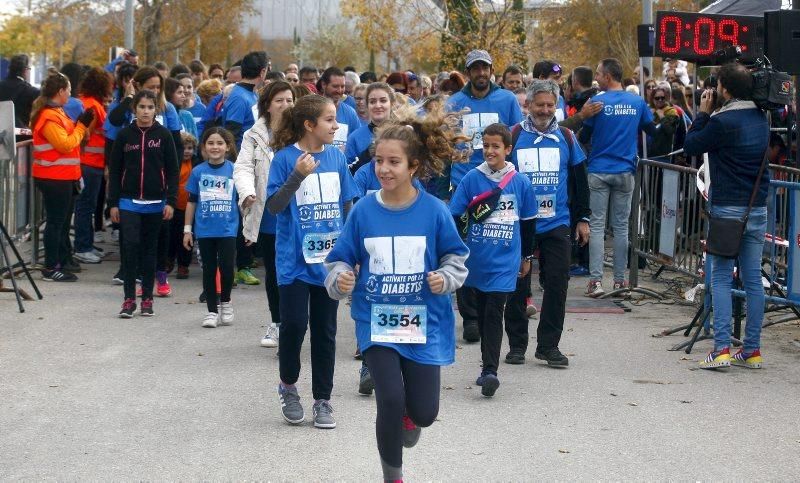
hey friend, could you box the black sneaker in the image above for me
[463,323,480,343]
[140,298,154,317]
[119,298,137,318]
[61,260,82,273]
[199,290,207,303]
[358,365,374,395]
[475,371,500,397]
[504,349,526,365]
[41,269,78,282]
[534,348,569,367]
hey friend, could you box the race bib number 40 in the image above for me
[302,232,339,264]
[370,304,427,343]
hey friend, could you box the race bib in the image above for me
[333,124,349,152]
[537,193,556,218]
[199,174,233,202]
[485,194,519,224]
[301,231,339,264]
[463,113,499,150]
[370,304,427,343]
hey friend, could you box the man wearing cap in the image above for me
[447,49,523,343]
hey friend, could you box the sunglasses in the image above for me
[552,64,562,73]
[646,85,656,90]
[653,96,666,101]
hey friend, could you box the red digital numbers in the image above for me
[655,11,761,62]
[659,15,682,54]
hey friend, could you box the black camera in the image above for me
[750,58,793,110]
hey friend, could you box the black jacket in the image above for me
[0,77,40,128]
[108,121,179,208]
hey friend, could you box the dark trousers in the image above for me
[363,345,440,470]
[506,225,571,353]
[73,165,103,253]
[502,274,533,353]
[236,222,253,270]
[571,219,589,268]
[95,174,106,232]
[36,179,76,269]
[474,290,509,374]
[198,237,236,313]
[278,280,339,400]
[456,286,478,327]
[257,232,281,324]
[120,210,162,299]
[156,220,169,272]
[167,210,193,268]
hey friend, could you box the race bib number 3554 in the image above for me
[370,304,427,344]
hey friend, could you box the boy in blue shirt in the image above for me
[451,123,536,397]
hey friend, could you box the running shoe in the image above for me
[504,349,526,365]
[535,348,569,367]
[569,265,590,277]
[613,280,630,291]
[112,270,124,285]
[525,296,537,318]
[699,347,731,370]
[236,268,260,285]
[202,312,219,328]
[312,399,336,429]
[61,260,82,273]
[119,298,136,318]
[74,251,101,264]
[278,384,305,425]
[731,348,762,369]
[93,231,104,243]
[261,323,279,348]
[475,370,500,397]
[156,271,171,297]
[585,280,604,298]
[402,415,421,448]
[136,284,143,297]
[41,269,77,282]
[358,365,375,395]
[140,298,154,317]
[110,229,119,242]
[176,266,189,279]
[91,248,105,259]
[463,323,480,343]
[219,301,234,325]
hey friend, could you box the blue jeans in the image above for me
[709,205,767,352]
[588,172,634,281]
[73,165,104,253]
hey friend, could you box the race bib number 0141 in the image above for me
[370,304,427,344]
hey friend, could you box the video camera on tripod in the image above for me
[709,45,792,111]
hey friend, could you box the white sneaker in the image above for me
[110,229,119,242]
[92,248,106,259]
[93,231,104,243]
[219,301,234,325]
[202,312,219,328]
[74,251,101,264]
[260,323,279,347]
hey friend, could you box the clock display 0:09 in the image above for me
[654,11,763,62]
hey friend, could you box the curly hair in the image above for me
[270,94,333,152]
[373,102,470,179]
[79,67,112,101]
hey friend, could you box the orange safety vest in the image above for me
[32,107,82,181]
[79,95,106,169]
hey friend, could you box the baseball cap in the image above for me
[465,50,492,69]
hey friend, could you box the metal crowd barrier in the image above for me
[0,139,42,267]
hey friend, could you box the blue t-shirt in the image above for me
[582,90,653,174]
[353,160,423,198]
[333,102,361,151]
[163,102,182,132]
[556,95,569,122]
[268,144,358,286]
[198,93,223,135]
[446,84,523,187]
[345,123,374,167]
[119,198,165,214]
[103,99,123,141]
[222,84,258,148]
[188,98,206,125]
[326,190,469,365]
[178,109,197,138]
[449,168,536,292]
[343,95,356,110]
[63,97,84,122]
[512,128,586,234]
[185,161,239,238]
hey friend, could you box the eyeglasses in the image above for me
[653,96,666,101]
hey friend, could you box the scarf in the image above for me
[521,114,560,144]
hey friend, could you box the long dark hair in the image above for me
[270,94,333,152]
[200,126,238,160]
[30,73,70,128]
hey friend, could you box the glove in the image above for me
[77,107,95,127]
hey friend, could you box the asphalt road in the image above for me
[2,245,799,480]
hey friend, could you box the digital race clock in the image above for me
[654,11,764,63]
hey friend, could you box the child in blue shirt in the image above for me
[325,111,469,482]
[266,94,358,430]
[183,127,240,328]
[450,123,536,397]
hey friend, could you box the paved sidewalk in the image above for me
[1,245,799,480]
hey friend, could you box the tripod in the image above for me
[0,220,43,312]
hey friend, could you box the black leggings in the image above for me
[198,237,236,313]
[363,345,441,474]
[120,210,162,299]
[36,179,76,269]
[257,232,280,324]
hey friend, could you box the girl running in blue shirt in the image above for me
[267,94,358,429]
[183,127,239,328]
[325,109,470,482]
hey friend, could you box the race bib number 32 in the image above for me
[370,304,427,344]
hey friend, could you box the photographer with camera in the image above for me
[683,62,770,370]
